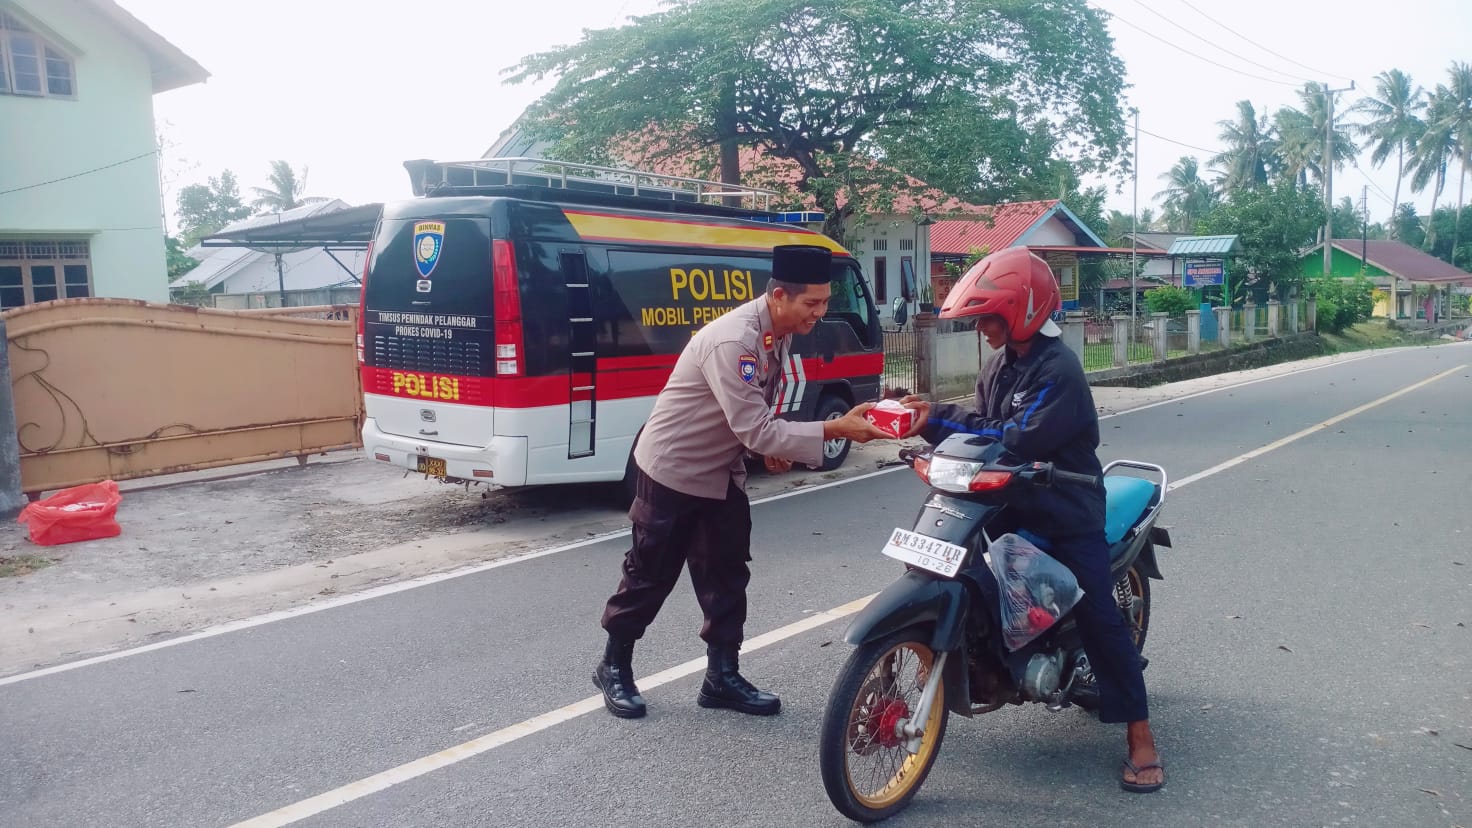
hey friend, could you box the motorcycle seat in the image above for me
[1103,476,1156,545]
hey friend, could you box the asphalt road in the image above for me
[1,343,1469,828]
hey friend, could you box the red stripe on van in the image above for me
[362,353,881,409]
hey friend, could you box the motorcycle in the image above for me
[818,433,1171,822]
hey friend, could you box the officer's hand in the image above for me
[763,455,794,474]
[824,403,892,444]
[899,396,931,439]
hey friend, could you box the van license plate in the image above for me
[416,455,447,478]
[880,528,967,578]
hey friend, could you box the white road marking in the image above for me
[228,595,876,828]
[228,359,1468,826]
[0,345,1447,689]
[1167,364,1465,491]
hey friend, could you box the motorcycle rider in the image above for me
[899,247,1165,793]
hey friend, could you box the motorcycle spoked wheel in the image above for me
[819,628,949,823]
[1121,562,1152,652]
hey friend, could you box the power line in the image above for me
[0,150,158,197]
[1102,11,1300,87]
[1174,0,1356,83]
[1130,0,1314,84]
[1136,125,1217,155]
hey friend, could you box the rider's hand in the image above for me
[898,396,931,439]
[823,402,892,444]
[763,455,794,474]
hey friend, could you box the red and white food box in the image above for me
[864,399,915,438]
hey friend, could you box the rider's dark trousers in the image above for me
[1047,531,1150,724]
[600,469,753,648]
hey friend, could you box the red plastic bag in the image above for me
[16,480,123,546]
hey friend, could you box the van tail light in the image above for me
[492,239,524,377]
[356,241,373,365]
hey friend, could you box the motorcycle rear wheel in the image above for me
[819,628,949,823]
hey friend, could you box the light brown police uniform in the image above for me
[602,296,825,646]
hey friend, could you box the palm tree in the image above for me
[1410,88,1457,252]
[1295,82,1358,186]
[1211,101,1277,193]
[1427,62,1472,265]
[1350,69,1426,238]
[250,161,328,213]
[1272,107,1320,190]
[1155,156,1215,232]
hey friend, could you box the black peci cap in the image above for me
[771,244,833,285]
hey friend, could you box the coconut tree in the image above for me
[1273,107,1320,190]
[1410,88,1457,252]
[1350,69,1426,238]
[1294,82,1359,187]
[1427,62,1472,265]
[1211,101,1277,193]
[250,161,328,213]
[1155,156,1215,232]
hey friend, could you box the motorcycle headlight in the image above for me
[925,456,1014,493]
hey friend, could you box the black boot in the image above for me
[592,636,646,719]
[697,645,781,716]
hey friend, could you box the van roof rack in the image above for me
[404,157,779,211]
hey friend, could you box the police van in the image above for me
[358,157,884,492]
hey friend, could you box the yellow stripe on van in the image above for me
[563,210,849,255]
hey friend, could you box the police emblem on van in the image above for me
[413,221,445,278]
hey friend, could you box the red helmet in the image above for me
[938,247,1062,340]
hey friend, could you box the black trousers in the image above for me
[600,468,753,647]
[1046,531,1150,724]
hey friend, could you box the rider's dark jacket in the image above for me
[919,335,1105,537]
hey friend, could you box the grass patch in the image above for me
[0,554,57,578]
[1319,319,1442,353]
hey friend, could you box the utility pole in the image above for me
[1322,81,1355,277]
[1131,108,1139,323]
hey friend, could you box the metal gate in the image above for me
[882,327,917,395]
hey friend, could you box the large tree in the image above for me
[250,160,327,213]
[505,0,1129,242]
[1350,69,1425,238]
[1196,179,1326,301]
[175,170,251,247]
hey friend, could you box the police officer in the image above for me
[594,244,890,720]
[899,247,1164,793]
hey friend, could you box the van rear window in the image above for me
[363,217,495,377]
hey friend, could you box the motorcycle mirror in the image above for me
[891,297,908,327]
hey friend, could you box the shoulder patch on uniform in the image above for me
[738,354,758,384]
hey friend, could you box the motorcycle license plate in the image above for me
[416,455,447,478]
[880,528,967,578]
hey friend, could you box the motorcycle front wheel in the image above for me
[818,628,949,823]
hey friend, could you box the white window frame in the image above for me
[0,11,76,99]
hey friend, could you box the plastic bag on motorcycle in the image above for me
[987,533,1084,651]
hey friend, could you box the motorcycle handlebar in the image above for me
[1051,468,1100,487]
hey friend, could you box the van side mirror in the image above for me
[891,296,908,327]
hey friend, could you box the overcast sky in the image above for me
[120,0,1470,234]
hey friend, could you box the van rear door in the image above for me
[361,215,496,447]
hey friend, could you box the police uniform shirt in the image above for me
[634,296,824,499]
